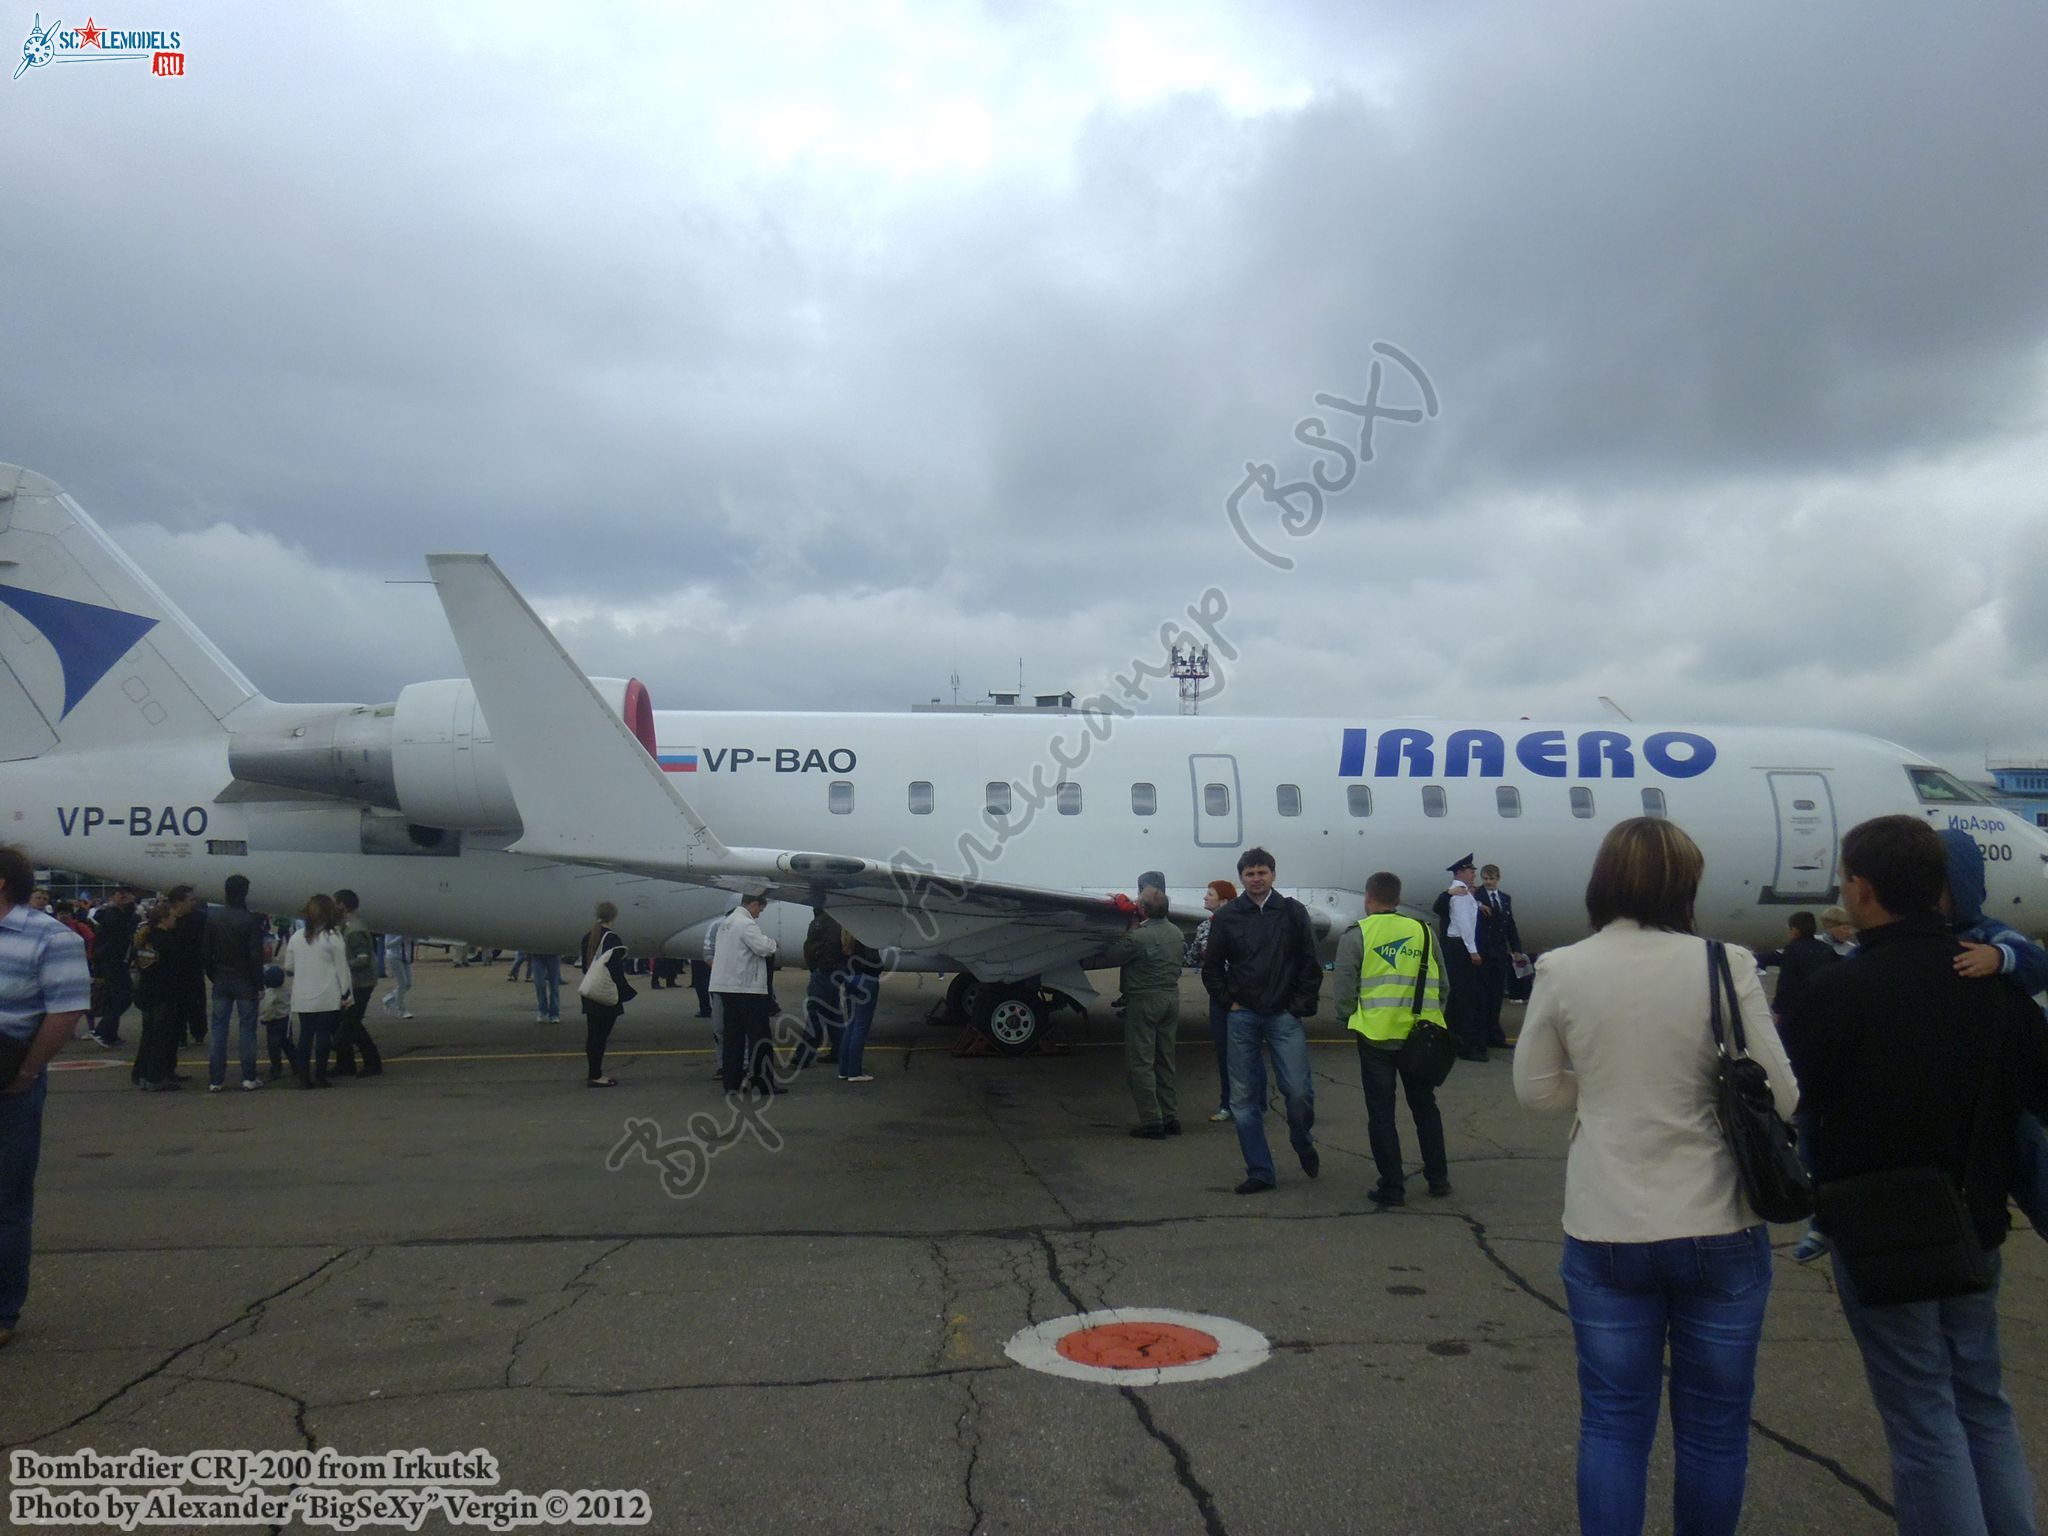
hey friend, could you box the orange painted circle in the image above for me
[1055,1322,1220,1371]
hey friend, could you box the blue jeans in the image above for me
[207,979,259,1086]
[1561,1227,1771,1536]
[530,955,561,1019]
[796,967,844,1069]
[1226,1009,1313,1184]
[1832,1251,2036,1536]
[1208,994,1231,1111]
[839,972,879,1077]
[0,1069,47,1328]
[385,951,412,1012]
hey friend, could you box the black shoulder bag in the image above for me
[1813,998,2001,1306]
[1399,921,1459,1089]
[1706,941,1814,1224]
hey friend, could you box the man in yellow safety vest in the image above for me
[1334,871,1452,1207]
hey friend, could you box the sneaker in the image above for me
[1130,1125,1168,1140]
[1207,1107,1231,1123]
[537,1013,551,1023]
[207,1082,225,1093]
[1234,1178,1276,1196]
[546,1015,558,1024]
[241,1079,262,1091]
[1427,1180,1453,1198]
[1164,1120,1182,1136]
[1792,1231,1830,1265]
[380,994,397,1014]
[843,1073,876,1084]
[1299,1148,1321,1179]
[1368,1184,1406,1207]
[93,1034,120,1049]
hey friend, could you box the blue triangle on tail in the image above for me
[0,584,159,719]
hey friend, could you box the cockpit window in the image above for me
[1907,766,1992,805]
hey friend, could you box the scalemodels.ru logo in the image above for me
[14,13,186,79]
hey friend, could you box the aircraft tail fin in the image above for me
[0,464,259,761]
[428,552,744,873]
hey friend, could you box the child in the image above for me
[260,963,291,1081]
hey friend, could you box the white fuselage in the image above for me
[6,709,2045,970]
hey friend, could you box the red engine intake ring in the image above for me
[622,678,657,758]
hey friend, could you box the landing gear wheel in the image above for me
[944,972,985,1026]
[972,984,1048,1055]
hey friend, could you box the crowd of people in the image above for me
[5,823,2048,1534]
[26,878,400,1093]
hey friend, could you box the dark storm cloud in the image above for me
[0,0,2044,771]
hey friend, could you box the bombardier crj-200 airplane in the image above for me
[2,462,2045,1053]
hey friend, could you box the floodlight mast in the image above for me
[1171,644,1210,716]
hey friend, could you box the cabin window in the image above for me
[908,781,933,815]
[1570,786,1595,819]
[1276,784,1302,817]
[1641,787,1667,819]
[1496,786,1522,818]
[985,781,1012,817]
[1131,782,1156,816]
[1057,782,1082,816]
[1422,785,1447,818]
[1204,782,1231,817]
[1346,784,1373,818]
[828,780,854,815]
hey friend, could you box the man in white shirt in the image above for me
[1432,855,1488,1061]
[712,890,781,1095]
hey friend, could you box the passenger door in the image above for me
[1763,771,1838,903]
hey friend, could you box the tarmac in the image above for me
[6,958,2047,1535]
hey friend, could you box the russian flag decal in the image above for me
[658,750,699,774]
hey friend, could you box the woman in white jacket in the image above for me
[282,894,353,1089]
[1514,817,1799,1536]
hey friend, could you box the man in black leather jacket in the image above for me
[1200,847,1322,1194]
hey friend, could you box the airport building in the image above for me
[1985,760,2048,829]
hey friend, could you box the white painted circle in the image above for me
[1003,1308,1272,1386]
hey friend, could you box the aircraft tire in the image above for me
[944,972,984,1026]
[972,983,1047,1055]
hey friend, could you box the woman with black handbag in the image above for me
[1514,818,1799,1536]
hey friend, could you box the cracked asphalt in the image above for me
[7,960,2048,1535]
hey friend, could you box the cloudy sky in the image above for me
[4,1,2046,772]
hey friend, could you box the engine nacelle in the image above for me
[228,676,656,830]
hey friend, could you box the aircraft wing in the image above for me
[425,554,1147,985]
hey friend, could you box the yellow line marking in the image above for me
[378,1036,1414,1065]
